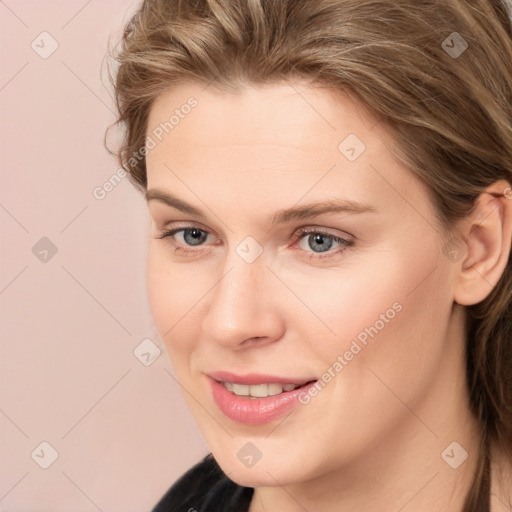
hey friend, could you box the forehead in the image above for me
[147,80,378,153]
[145,81,431,224]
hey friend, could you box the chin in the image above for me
[214,449,308,488]
[229,466,299,488]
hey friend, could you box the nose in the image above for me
[201,253,285,349]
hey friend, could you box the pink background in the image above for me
[0,1,208,510]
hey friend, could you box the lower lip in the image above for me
[209,377,317,425]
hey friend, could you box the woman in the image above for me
[106,0,512,510]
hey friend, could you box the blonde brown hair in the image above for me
[106,1,512,509]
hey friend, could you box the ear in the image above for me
[453,180,512,306]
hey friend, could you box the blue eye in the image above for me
[301,232,337,252]
[177,228,208,246]
[156,226,354,259]
[157,227,212,255]
[294,229,354,259]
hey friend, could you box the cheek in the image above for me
[287,235,452,376]
[146,245,210,353]
[276,259,413,360]
[308,244,453,411]
[283,247,454,458]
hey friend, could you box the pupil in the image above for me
[184,228,206,245]
[309,233,333,253]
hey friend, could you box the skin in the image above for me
[144,80,512,512]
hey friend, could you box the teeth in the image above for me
[268,383,283,396]
[223,382,302,398]
[247,383,269,397]
[232,384,250,396]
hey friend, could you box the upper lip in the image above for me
[207,370,317,386]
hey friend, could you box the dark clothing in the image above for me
[152,453,254,512]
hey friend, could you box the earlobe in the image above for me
[453,180,512,307]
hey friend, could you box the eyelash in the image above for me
[156,224,354,260]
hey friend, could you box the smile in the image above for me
[222,381,309,398]
[207,374,318,425]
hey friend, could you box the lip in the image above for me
[207,375,318,425]
[207,370,316,386]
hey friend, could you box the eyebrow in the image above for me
[145,188,377,226]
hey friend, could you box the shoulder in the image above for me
[152,453,254,512]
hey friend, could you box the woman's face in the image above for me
[145,80,460,486]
